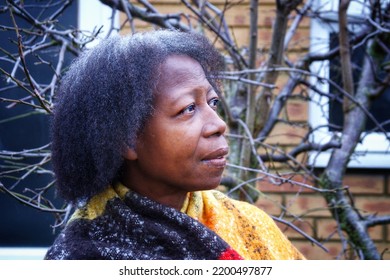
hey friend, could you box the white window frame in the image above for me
[309,0,390,168]
[1,1,119,260]
[78,0,120,47]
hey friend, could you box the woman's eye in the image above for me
[180,104,196,115]
[208,98,220,110]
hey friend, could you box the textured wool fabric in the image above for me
[45,183,304,260]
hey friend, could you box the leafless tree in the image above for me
[1,0,389,259]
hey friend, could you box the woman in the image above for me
[45,30,305,260]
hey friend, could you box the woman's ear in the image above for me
[123,146,138,160]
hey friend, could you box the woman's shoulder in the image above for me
[195,189,281,236]
[202,189,272,218]
[44,219,101,260]
[197,189,306,260]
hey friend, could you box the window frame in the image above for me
[308,0,390,168]
[78,0,119,47]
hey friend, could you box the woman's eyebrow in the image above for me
[180,84,213,96]
[205,86,217,97]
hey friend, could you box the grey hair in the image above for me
[51,30,224,202]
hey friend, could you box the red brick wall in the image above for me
[257,172,390,259]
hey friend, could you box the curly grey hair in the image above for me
[50,30,224,203]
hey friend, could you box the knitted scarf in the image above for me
[45,183,304,260]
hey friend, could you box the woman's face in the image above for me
[122,55,228,209]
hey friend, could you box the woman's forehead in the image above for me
[156,55,207,91]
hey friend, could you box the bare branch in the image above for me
[120,0,135,34]
[365,215,390,227]
[7,4,52,113]
[0,181,65,214]
[100,0,188,30]
[272,215,329,252]
[226,163,336,193]
[338,0,355,112]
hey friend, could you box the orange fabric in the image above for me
[182,190,305,260]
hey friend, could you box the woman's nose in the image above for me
[202,107,227,138]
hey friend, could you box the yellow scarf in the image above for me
[181,190,305,260]
[68,183,305,260]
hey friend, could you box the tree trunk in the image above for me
[320,52,381,260]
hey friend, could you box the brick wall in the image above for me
[257,172,390,259]
[121,0,390,260]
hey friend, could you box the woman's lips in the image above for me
[201,147,229,168]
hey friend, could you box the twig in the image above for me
[215,75,276,88]
[0,181,65,214]
[48,40,68,100]
[120,0,135,34]
[226,163,337,193]
[272,215,329,252]
[284,0,314,51]
[365,215,390,227]
[236,119,267,171]
[8,4,52,113]
[181,0,247,68]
